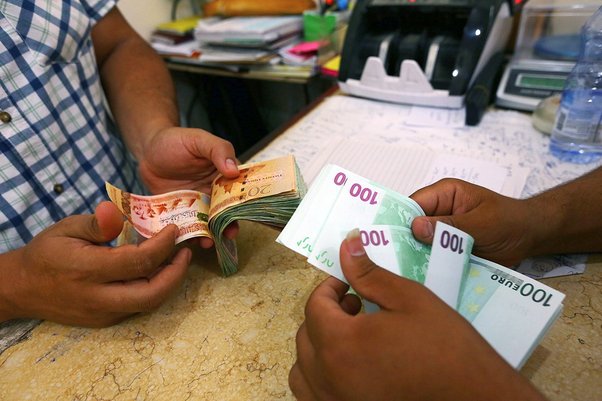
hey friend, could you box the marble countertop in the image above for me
[0,221,600,400]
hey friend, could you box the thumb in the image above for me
[411,215,460,245]
[93,201,126,242]
[340,229,417,311]
[202,132,239,179]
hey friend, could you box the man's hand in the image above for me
[137,126,239,195]
[137,126,240,248]
[410,178,539,266]
[289,231,547,401]
[0,202,191,327]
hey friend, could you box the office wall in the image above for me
[118,0,194,39]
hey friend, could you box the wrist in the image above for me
[0,249,25,323]
[129,121,176,162]
[523,191,567,257]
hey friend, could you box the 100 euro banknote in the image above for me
[277,163,564,369]
[358,224,564,368]
[278,164,472,308]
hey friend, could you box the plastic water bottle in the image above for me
[550,6,602,163]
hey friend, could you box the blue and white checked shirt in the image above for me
[0,0,143,252]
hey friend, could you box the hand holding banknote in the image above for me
[0,202,190,327]
[409,178,535,267]
[108,155,306,276]
[289,231,547,401]
[135,127,240,248]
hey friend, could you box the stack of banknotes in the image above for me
[106,154,306,276]
[277,164,565,369]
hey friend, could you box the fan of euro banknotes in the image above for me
[106,154,306,276]
[277,164,565,369]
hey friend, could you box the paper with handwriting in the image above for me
[251,95,602,278]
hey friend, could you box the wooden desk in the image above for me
[1,95,601,401]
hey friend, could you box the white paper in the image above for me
[301,138,525,197]
[405,106,466,128]
[251,94,602,278]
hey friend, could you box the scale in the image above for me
[496,56,574,111]
[496,0,599,111]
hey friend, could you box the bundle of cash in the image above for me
[277,164,564,369]
[106,154,306,276]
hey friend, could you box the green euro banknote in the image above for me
[359,225,564,368]
[278,164,471,307]
[277,164,424,261]
[358,223,473,309]
[277,163,565,369]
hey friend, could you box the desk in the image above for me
[1,94,601,401]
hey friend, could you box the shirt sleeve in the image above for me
[79,0,118,26]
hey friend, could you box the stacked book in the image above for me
[193,16,303,64]
[151,16,199,45]
[150,16,200,58]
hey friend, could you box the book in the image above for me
[150,30,194,46]
[106,155,306,276]
[194,16,303,46]
[156,15,202,36]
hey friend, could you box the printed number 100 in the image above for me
[334,172,378,205]
[360,230,390,246]
[440,230,464,254]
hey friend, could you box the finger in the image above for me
[195,131,238,178]
[222,221,239,240]
[304,277,350,320]
[303,277,351,346]
[409,178,462,216]
[340,229,424,311]
[293,322,323,400]
[94,201,125,242]
[56,207,126,245]
[98,246,192,313]
[411,215,458,245]
[289,362,320,401]
[198,236,214,249]
[84,224,180,282]
[339,293,362,315]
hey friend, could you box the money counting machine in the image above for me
[338,0,516,125]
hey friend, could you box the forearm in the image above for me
[526,166,602,257]
[94,9,180,160]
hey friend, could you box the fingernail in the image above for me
[424,220,434,238]
[226,158,237,170]
[345,229,365,256]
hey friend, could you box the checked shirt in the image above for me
[0,0,142,252]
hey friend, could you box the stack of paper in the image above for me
[277,164,565,369]
[194,16,302,48]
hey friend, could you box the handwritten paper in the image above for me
[300,138,523,197]
[405,106,466,128]
[251,94,602,277]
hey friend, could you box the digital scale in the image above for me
[496,0,599,111]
